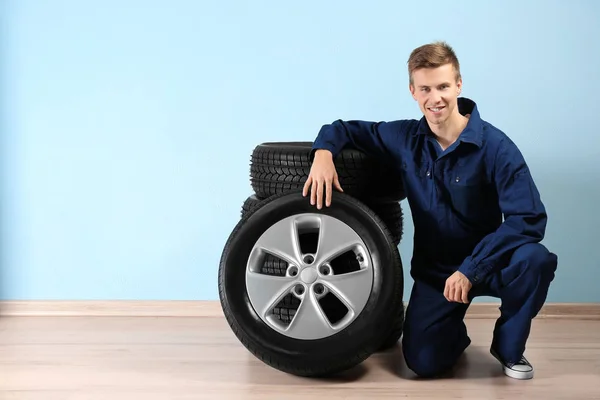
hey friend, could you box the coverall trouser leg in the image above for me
[401,242,558,378]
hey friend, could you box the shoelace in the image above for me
[509,356,530,368]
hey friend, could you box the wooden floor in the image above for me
[1,316,599,399]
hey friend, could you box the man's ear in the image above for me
[409,84,416,100]
[456,78,463,95]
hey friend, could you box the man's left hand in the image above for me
[444,271,473,303]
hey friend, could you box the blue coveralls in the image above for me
[311,97,558,377]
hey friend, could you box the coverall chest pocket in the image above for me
[447,169,490,218]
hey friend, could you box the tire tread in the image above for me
[249,143,405,201]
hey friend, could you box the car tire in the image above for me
[240,194,263,219]
[219,190,404,377]
[249,142,406,202]
[368,200,404,246]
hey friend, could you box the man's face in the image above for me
[409,63,462,127]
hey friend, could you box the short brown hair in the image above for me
[407,41,461,85]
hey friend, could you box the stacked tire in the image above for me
[218,142,407,377]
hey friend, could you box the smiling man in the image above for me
[303,41,558,380]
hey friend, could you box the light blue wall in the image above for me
[1,0,599,302]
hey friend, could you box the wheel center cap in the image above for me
[300,268,317,284]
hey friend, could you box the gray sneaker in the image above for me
[490,347,534,380]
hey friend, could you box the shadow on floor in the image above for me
[242,340,506,386]
[373,342,505,380]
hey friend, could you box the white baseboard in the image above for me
[0,301,599,319]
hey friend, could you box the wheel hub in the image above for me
[245,213,374,340]
[300,267,318,284]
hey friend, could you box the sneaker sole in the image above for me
[490,348,534,380]
[503,365,534,380]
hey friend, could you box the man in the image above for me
[302,41,558,380]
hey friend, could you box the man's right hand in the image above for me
[302,149,344,209]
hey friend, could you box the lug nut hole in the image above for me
[303,255,314,264]
[295,284,305,295]
[314,284,325,295]
[288,266,299,277]
[320,265,331,275]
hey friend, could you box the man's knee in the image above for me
[403,345,447,378]
[511,243,558,281]
[402,335,470,378]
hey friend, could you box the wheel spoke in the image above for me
[286,292,335,339]
[323,268,372,313]
[254,217,302,265]
[246,271,295,316]
[314,216,362,266]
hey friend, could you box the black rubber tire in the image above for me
[369,200,404,246]
[241,194,404,246]
[240,194,263,218]
[219,190,404,377]
[249,142,406,202]
[377,303,405,351]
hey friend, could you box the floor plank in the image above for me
[0,316,598,399]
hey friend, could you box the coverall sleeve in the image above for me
[310,119,401,163]
[457,138,548,284]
